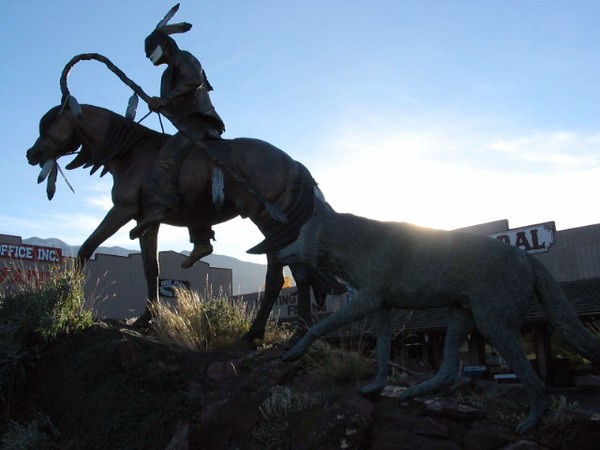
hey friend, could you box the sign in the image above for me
[0,242,62,263]
[490,222,555,254]
[159,279,190,298]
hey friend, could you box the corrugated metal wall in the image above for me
[535,224,600,282]
[84,251,232,319]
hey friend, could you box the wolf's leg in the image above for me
[359,305,392,395]
[483,331,545,434]
[398,306,474,401]
[283,291,381,361]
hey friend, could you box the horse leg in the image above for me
[290,264,313,327]
[77,205,137,269]
[243,253,284,345]
[398,306,474,402]
[132,223,160,327]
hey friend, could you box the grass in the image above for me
[150,287,293,351]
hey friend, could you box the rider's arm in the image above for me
[163,51,205,104]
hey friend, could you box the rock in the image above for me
[370,429,461,450]
[115,339,141,370]
[165,421,189,450]
[205,358,240,384]
[463,421,511,450]
[499,440,544,449]
[191,392,268,449]
[411,397,487,422]
[373,397,450,438]
[290,392,373,450]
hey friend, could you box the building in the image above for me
[0,233,232,320]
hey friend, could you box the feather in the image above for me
[160,23,192,35]
[37,159,55,184]
[212,167,225,210]
[125,93,139,120]
[57,163,75,193]
[46,163,58,200]
[156,3,180,29]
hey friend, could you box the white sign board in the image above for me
[489,222,555,254]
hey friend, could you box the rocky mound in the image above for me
[8,324,600,449]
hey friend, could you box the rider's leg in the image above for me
[130,133,190,239]
[181,226,215,268]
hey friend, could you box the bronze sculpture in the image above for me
[276,199,600,433]
[130,4,226,253]
[26,102,344,341]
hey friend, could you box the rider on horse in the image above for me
[130,5,225,268]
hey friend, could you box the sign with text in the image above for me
[159,279,190,298]
[0,242,62,263]
[490,222,555,254]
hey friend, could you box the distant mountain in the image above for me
[22,237,289,295]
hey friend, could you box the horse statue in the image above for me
[26,102,345,342]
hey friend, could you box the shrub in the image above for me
[251,386,319,449]
[0,263,92,419]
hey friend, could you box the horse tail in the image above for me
[532,257,600,362]
[247,162,317,254]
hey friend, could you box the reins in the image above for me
[59,53,288,223]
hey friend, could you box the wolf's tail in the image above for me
[533,257,600,363]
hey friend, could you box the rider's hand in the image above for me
[149,96,166,112]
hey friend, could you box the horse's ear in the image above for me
[68,96,83,118]
[59,95,82,118]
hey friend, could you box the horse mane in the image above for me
[68,107,169,176]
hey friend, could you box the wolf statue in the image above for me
[275,200,600,434]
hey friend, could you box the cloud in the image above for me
[313,118,600,232]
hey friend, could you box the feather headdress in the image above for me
[155,3,192,35]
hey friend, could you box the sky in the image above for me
[2,1,600,264]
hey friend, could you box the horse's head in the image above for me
[26,105,82,168]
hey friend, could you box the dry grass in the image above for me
[150,287,292,351]
[302,339,374,386]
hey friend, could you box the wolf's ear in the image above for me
[313,196,333,217]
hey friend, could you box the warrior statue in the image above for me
[130,4,225,267]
